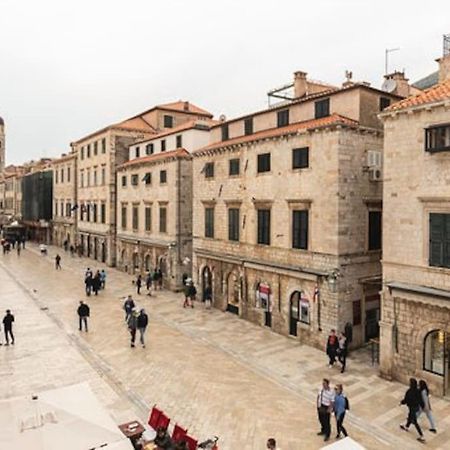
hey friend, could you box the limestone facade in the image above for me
[51,153,77,247]
[192,74,398,349]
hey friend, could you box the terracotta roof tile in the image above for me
[118,149,190,169]
[387,79,450,112]
[194,114,358,154]
[156,101,212,117]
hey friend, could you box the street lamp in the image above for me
[326,269,340,293]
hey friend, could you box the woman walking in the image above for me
[418,380,437,433]
[400,378,425,443]
[334,384,348,439]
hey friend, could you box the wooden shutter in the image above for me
[429,214,445,267]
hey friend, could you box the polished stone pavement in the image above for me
[0,245,449,449]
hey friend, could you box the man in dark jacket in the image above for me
[3,309,15,345]
[326,329,339,367]
[137,309,148,348]
[123,295,135,322]
[400,378,425,442]
[85,268,93,296]
[77,301,90,332]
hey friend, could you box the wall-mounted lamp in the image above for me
[327,268,341,293]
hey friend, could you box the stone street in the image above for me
[1,245,449,449]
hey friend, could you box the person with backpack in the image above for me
[137,309,148,348]
[400,378,425,443]
[334,384,349,439]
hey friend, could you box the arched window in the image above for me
[423,330,445,375]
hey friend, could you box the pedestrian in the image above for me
[188,282,196,308]
[157,268,163,289]
[400,378,425,442]
[266,438,279,450]
[123,295,135,322]
[100,269,106,289]
[204,284,212,309]
[92,270,101,296]
[55,254,62,270]
[136,274,142,295]
[77,301,90,332]
[3,309,15,346]
[16,245,21,256]
[146,271,152,292]
[127,308,138,348]
[417,380,437,433]
[334,384,349,439]
[22,236,26,249]
[69,245,75,257]
[63,239,68,252]
[137,309,148,348]
[337,332,347,373]
[85,268,93,296]
[152,268,159,290]
[183,282,192,308]
[326,329,339,368]
[317,378,335,442]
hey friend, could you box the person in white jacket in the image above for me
[417,379,437,433]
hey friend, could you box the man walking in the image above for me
[317,378,335,442]
[77,301,90,332]
[85,268,93,296]
[137,309,148,348]
[326,329,339,368]
[146,271,152,293]
[55,254,62,270]
[100,269,106,289]
[127,308,138,348]
[3,309,15,345]
[400,378,425,442]
[136,274,142,295]
[123,295,135,322]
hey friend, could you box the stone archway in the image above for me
[144,254,151,272]
[226,272,240,315]
[201,266,212,301]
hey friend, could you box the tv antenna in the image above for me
[385,47,400,75]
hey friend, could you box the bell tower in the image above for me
[0,116,5,173]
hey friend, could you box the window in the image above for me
[429,213,450,268]
[81,147,84,160]
[160,170,167,184]
[176,135,182,148]
[277,109,289,127]
[121,205,127,229]
[229,158,240,176]
[228,208,240,241]
[204,162,214,178]
[423,330,445,375]
[299,297,310,324]
[60,202,64,217]
[353,300,362,326]
[379,97,391,111]
[257,153,271,173]
[161,140,166,152]
[94,141,98,155]
[66,203,71,217]
[55,170,58,184]
[101,138,106,153]
[93,169,97,186]
[205,207,214,238]
[80,171,84,188]
[132,205,139,230]
[143,172,151,185]
[315,98,330,119]
[292,210,308,249]
[425,124,450,153]
[146,143,154,155]
[257,209,271,245]
[87,144,91,158]
[86,169,90,187]
[131,174,139,186]
[368,211,382,250]
[244,117,253,135]
[145,206,152,231]
[54,202,58,216]
[164,115,173,128]
[159,207,167,232]
[86,204,90,222]
[93,203,97,223]
[101,203,106,223]
[292,147,309,169]
[135,146,140,158]
[121,175,127,187]
[60,169,64,183]
[67,167,71,183]
[101,167,106,185]
[221,124,229,141]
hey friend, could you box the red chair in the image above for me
[184,435,198,450]
[172,423,188,442]
[157,412,171,430]
[148,406,162,430]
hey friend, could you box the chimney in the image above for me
[384,71,411,97]
[294,71,308,98]
[183,101,190,111]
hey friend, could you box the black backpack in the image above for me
[345,396,350,410]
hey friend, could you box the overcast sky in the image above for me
[0,0,449,164]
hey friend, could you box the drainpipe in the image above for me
[176,157,181,264]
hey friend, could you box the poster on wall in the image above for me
[257,283,271,310]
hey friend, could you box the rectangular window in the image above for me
[132,205,139,230]
[86,169,90,187]
[257,153,271,173]
[205,207,214,238]
[143,172,151,185]
[160,170,167,184]
[277,109,289,127]
[145,206,152,231]
[67,167,71,183]
[81,147,84,160]
[135,146,140,158]
[429,213,450,268]
[292,210,308,250]
[121,205,127,229]
[131,174,139,186]
[221,124,229,141]
[94,141,98,155]
[93,169,97,186]
[368,211,382,250]
[204,162,214,178]
[93,203,98,223]
[80,172,84,188]
[161,140,166,151]
[228,208,240,241]
[60,169,64,183]
[229,158,240,176]
[121,175,127,187]
[292,147,309,169]
[101,167,106,185]
[379,97,391,111]
[101,203,106,224]
[176,135,182,148]
[146,143,154,155]
[55,170,59,184]
[244,117,253,135]
[102,138,106,153]
[60,202,64,217]
[159,207,167,233]
[54,202,58,216]
[164,115,173,128]
[425,124,450,153]
[87,144,91,158]
[66,203,71,217]
[315,98,330,119]
[257,209,271,245]
[353,300,362,326]
[86,204,91,222]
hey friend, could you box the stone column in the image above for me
[379,320,394,380]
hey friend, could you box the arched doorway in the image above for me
[289,291,301,336]
[101,242,106,263]
[423,329,450,395]
[226,272,240,315]
[202,266,212,301]
[132,252,139,273]
[144,254,151,272]
[159,256,167,276]
[256,282,272,328]
[93,237,98,260]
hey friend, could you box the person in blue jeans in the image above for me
[334,384,348,439]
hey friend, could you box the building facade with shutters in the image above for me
[192,71,400,348]
[379,54,450,396]
[51,152,77,247]
[115,118,214,290]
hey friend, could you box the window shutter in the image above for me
[429,214,445,266]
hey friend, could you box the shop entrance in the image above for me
[364,293,381,343]
[202,266,212,301]
[289,291,301,336]
[226,272,239,315]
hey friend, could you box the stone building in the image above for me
[51,152,77,247]
[192,71,401,348]
[0,115,5,173]
[3,168,24,221]
[379,51,450,396]
[73,101,212,266]
[116,119,214,290]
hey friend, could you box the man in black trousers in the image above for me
[77,301,90,332]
